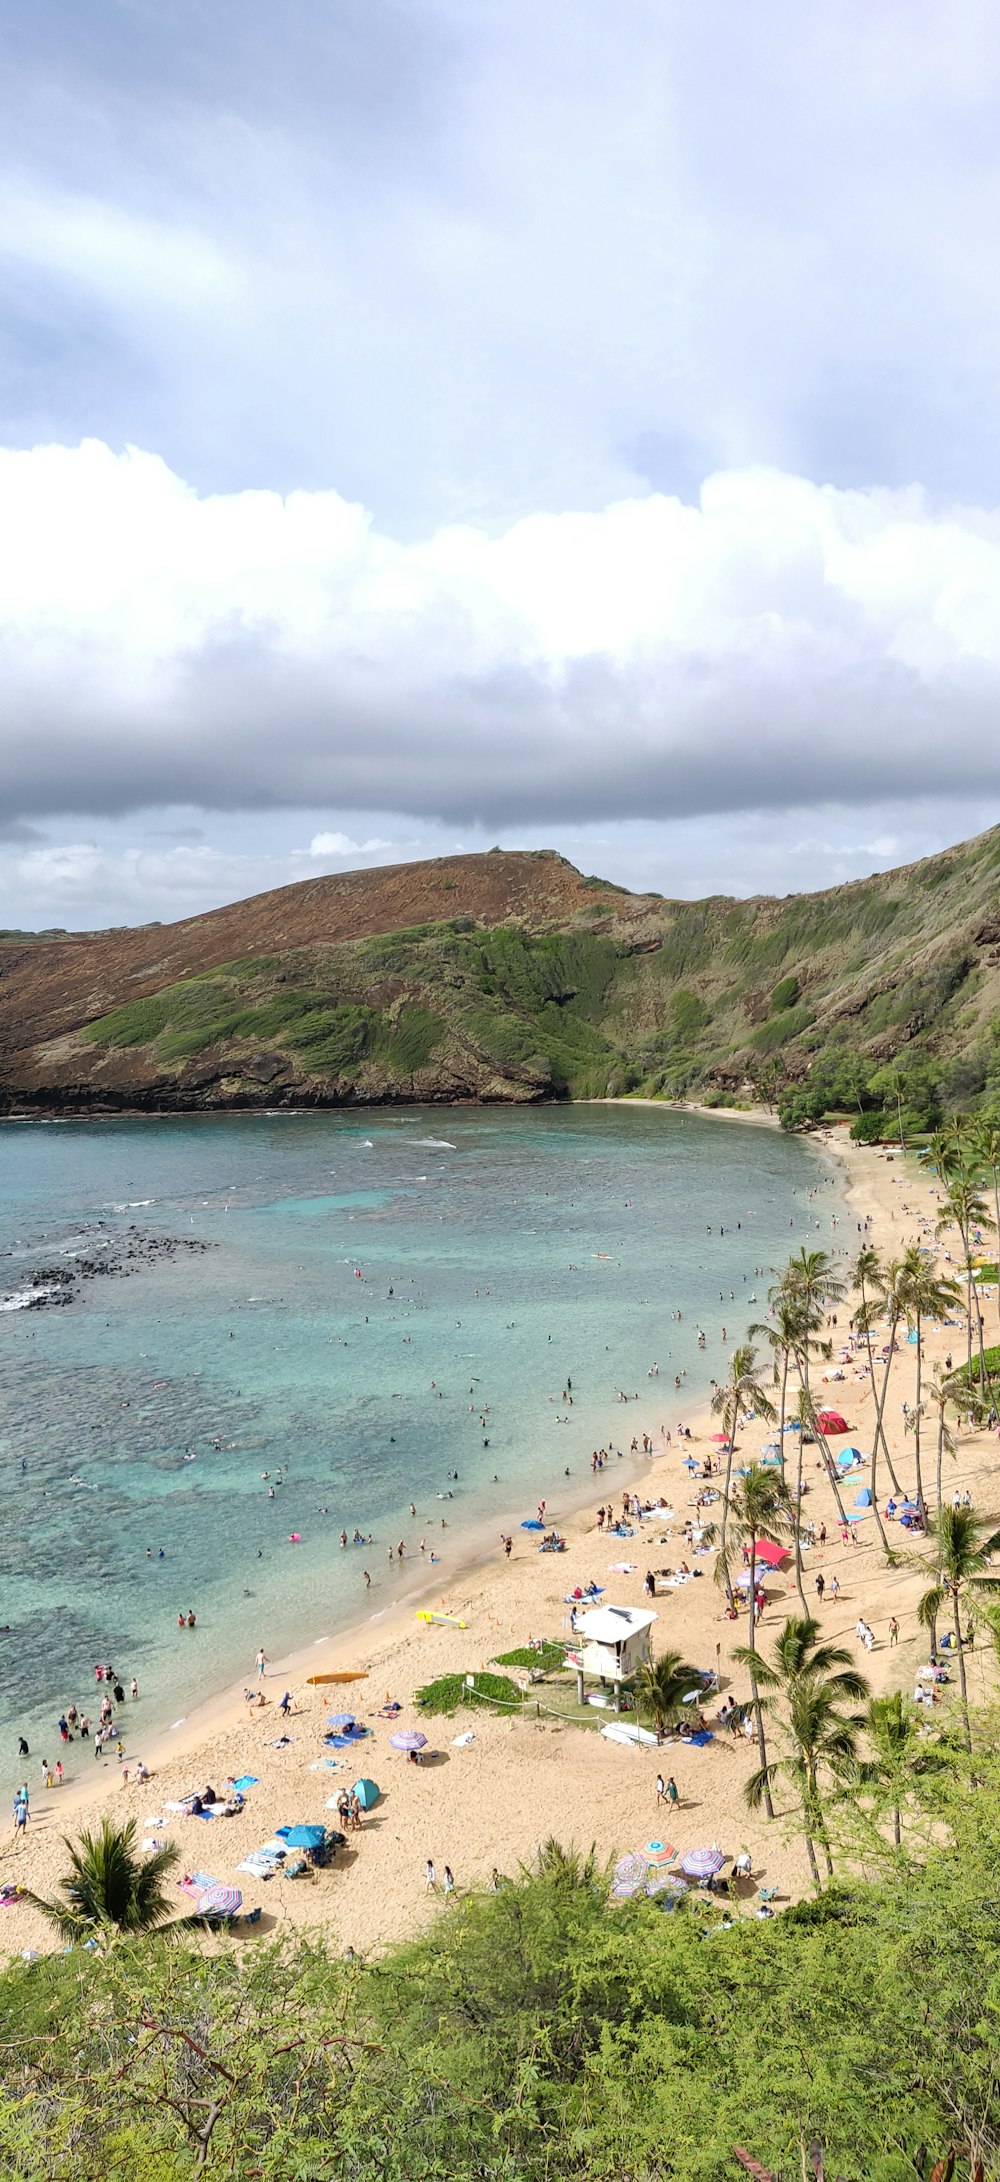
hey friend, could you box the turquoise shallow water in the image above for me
[0,1105,839,1779]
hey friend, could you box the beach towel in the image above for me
[237,1852,280,1878]
[177,1872,218,1898]
[686,1730,714,1747]
[451,1730,475,1746]
[232,1775,259,1792]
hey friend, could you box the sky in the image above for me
[5,0,1000,929]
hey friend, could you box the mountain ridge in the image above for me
[4,831,1000,1121]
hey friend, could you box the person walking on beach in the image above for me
[889,1615,899,1646]
[425,1858,437,1891]
[815,1573,825,1602]
[656,1772,667,1805]
[666,1775,678,1809]
[13,1799,27,1846]
[255,1648,267,1679]
[828,1574,840,1603]
[443,1865,455,1899]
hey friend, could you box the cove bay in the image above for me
[0,1104,838,1775]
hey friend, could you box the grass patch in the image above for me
[415,1671,522,1717]
[491,1643,569,1673]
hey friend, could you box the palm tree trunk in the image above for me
[963,1232,974,1379]
[913,1308,924,1509]
[718,1411,739,1609]
[892,1802,901,1849]
[952,1581,972,1755]
[993,1166,1000,1343]
[778,1350,789,1486]
[803,1828,822,1891]
[746,1525,774,1820]
[860,1275,897,1495]
[873,1325,904,1495]
[936,1406,946,1520]
[793,1427,808,1615]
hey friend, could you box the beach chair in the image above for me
[757,1884,778,1903]
[241,1906,262,1927]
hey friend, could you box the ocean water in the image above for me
[0,1105,839,1777]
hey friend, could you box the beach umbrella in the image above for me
[389,1729,428,1751]
[196,1884,242,1918]
[754,1540,787,1569]
[520,1519,544,1531]
[611,1852,647,1898]
[635,1838,676,1867]
[326,1713,356,1728]
[352,1777,380,1809]
[681,1847,726,1879]
[709,1433,731,1445]
[278,1824,326,1850]
[645,1869,687,1898]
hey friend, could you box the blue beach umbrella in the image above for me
[520,1519,544,1530]
[277,1824,326,1850]
[327,1713,356,1727]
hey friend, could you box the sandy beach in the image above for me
[3,1116,994,1957]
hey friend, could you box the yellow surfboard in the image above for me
[415,1609,467,1629]
[305,1670,369,1686]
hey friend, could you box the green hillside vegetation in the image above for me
[44,821,1000,1121]
[5,1723,1000,2179]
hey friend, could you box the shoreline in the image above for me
[14,1094,823,1816]
[13,1113,984,1959]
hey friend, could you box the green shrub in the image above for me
[415,1670,522,1716]
[771,973,801,1012]
[492,1643,568,1673]
[850,1110,888,1143]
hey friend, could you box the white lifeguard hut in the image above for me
[573,1602,657,1711]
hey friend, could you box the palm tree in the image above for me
[738,1616,869,1889]
[750,1296,809,1488]
[935,1167,993,1389]
[30,1816,179,1940]
[861,1256,911,1497]
[775,1251,852,1523]
[920,1371,984,1518]
[919,1505,1000,1752]
[725,1465,794,1816]
[899,1250,963,1510]
[857,1690,939,1850]
[636,1649,703,1737]
[974,1118,1000,1342]
[710,1344,776,1607]
[916,1582,945,1658]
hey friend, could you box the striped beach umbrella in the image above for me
[389,1729,428,1751]
[635,1839,676,1868]
[326,1713,356,1727]
[611,1852,647,1898]
[680,1847,726,1879]
[645,1869,688,1898]
[196,1885,242,1918]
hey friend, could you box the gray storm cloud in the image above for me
[3,444,1000,830]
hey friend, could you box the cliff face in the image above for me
[4,831,1000,1114]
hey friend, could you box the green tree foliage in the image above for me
[12,1747,1000,2176]
[28,1817,179,1940]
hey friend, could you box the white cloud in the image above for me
[306,832,397,855]
[5,441,1000,838]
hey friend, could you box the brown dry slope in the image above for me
[0,849,657,1110]
[7,826,1000,1115]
